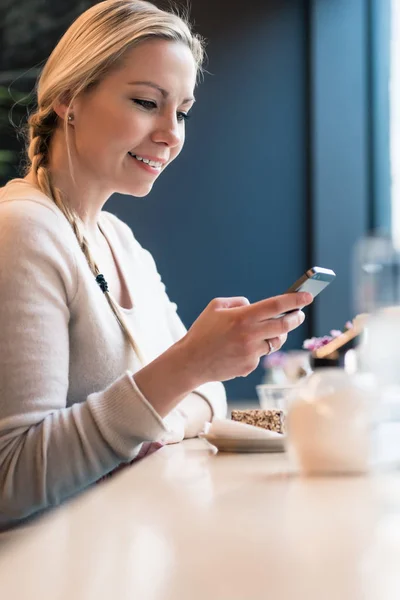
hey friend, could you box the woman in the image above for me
[0,0,311,528]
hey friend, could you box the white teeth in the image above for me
[129,153,162,169]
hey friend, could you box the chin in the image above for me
[117,182,154,197]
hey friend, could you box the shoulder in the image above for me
[0,179,79,270]
[0,180,79,301]
[0,180,73,236]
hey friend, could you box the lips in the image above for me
[128,152,167,167]
[128,152,163,174]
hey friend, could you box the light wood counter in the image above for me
[1,438,400,599]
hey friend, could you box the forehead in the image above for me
[106,39,197,96]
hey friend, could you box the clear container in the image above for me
[351,235,400,470]
[256,383,295,411]
[286,364,400,475]
[285,368,374,475]
[353,235,400,314]
[370,385,400,468]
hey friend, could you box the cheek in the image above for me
[81,103,133,152]
[102,113,133,148]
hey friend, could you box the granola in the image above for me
[231,409,285,434]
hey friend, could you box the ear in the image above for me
[53,92,74,121]
[53,102,68,121]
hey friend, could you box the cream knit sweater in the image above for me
[0,180,227,528]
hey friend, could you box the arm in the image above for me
[0,201,167,527]
[133,245,228,432]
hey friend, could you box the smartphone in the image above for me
[286,266,336,298]
[277,266,336,317]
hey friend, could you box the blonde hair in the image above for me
[20,0,205,364]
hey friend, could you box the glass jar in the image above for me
[285,367,375,475]
[352,235,400,469]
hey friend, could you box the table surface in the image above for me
[1,438,400,600]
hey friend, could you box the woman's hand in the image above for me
[133,292,312,419]
[181,292,312,383]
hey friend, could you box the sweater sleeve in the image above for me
[0,200,167,527]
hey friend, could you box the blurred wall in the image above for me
[310,0,371,337]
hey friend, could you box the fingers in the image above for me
[245,292,313,322]
[211,296,250,310]
[256,310,305,338]
[270,333,287,353]
[262,333,287,355]
[258,332,287,358]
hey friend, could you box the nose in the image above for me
[151,114,182,148]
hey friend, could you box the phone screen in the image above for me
[286,267,336,299]
[274,267,336,317]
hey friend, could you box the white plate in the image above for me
[200,432,286,453]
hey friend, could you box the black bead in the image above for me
[96,274,109,293]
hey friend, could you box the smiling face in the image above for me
[68,39,197,197]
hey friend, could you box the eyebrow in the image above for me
[127,80,195,104]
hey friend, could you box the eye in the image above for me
[132,99,157,110]
[177,111,191,123]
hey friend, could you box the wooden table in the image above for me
[1,438,400,599]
